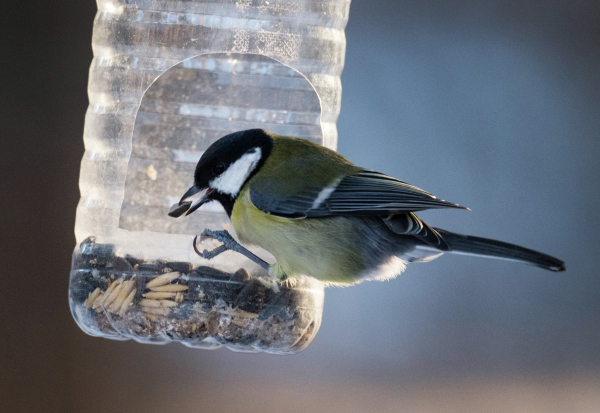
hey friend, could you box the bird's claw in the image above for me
[192,229,270,270]
[199,229,239,250]
[198,231,213,244]
[192,236,228,259]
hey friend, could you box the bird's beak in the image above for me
[180,185,215,216]
[180,185,202,204]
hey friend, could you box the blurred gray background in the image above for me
[2,1,599,412]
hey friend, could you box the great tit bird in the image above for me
[170,129,565,284]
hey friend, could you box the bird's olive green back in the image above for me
[247,134,362,199]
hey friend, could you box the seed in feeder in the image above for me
[103,282,125,308]
[124,254,145,268]
[138,298,178,308]
[136,262,166,274]
[220,308,259,319]
[107,256,134,272]
[143,292,176,299]
[175,292,184,303]
[109,280,135,313]
[235,279,265,314]
[146,313,161,322]
[142,306,171,316]
[146,271,180,288]
[149,284,187,292]
[259,286,294,321]
[190,266,242,305]
[165,261,193,273]
[230,318,250,327]
[85,288,101,308]
[231,268,251,283]
[118,290,136,317]
[236,309,259,319]
[93,280,118,309]
[139,299,161,308]
[168,201,192,218]
[134,272,147,300]
[79,235,96,248]
[79,240,114,267]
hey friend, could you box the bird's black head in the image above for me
[178,129,273,216]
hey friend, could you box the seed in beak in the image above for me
[168,201,192,218]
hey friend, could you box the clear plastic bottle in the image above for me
[70,0,350,354]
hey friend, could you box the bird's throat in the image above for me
[212,192,235,216]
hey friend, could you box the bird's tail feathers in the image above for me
[431,228,566,272]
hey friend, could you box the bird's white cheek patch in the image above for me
[210,147,262,196]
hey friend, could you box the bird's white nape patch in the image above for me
[209,147,262,196]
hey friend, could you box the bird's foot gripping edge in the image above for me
[193,229,270,271]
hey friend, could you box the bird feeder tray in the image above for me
[70,236,322,353]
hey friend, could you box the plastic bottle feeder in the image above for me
[70,0,350,354]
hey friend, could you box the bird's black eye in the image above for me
[213,162,225,175]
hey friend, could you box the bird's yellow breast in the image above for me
[231,186,366,283]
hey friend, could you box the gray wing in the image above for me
[250,170,468,219]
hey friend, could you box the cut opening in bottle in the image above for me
[71,52,326,354]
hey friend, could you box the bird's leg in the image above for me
[193,229,270,271]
